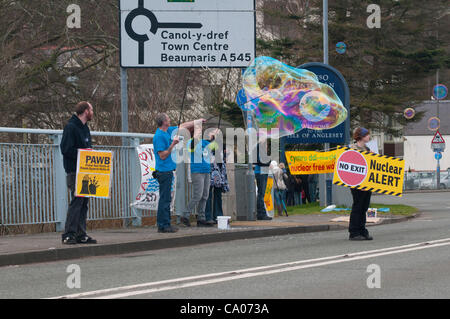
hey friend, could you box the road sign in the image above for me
[432,144,446,152]
[236,89,255,111]
[119,0,255,68]
[283,62,350,144]
[435,152,442,160]
[335,150,368,187]
[431,130,445,144]
[431,130,446,152]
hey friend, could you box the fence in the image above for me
[6,126,439,231]
[0,127,155,231]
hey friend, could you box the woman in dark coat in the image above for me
[205,148,230,223]
[349,127,373,241]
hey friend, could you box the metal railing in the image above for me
[0,127,155,231]
[0,143,58,225]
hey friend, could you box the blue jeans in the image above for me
[205,186,223,222]
[255,173,268,218]
[155,171,173,229]
[274,189,286,206]
[309,182,318,202]
[294,191,302,206]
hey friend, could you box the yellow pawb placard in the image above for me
[333,146,405,197]
[285,150,337,175]
[76,149,113,198]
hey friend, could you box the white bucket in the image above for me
[217,216,231,230]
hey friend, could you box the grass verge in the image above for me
[286,202,418,216]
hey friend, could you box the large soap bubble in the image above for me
[433,84,448,100]
[336,42,347,54]
[428,117,440,131]
[241,56,347,138]
[403,108,415,120]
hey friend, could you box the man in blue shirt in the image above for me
[153,113,199,233]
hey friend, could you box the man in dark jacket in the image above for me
[60,101,97,245]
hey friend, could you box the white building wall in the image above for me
[404,135,450,171]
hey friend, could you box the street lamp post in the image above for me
[319,0,331,206]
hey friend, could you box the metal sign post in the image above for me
[431,130,445,189]
[120,67,129,145]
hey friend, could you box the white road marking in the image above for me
[49,237,450,299]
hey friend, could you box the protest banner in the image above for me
[264,177,274,212]
[132,144,176,210]
[75,149,113,198]
[333,146,405,197]
[285,150,337,175]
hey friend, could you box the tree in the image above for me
[257,0,450,137]
[0,0,205,144]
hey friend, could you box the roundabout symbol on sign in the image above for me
[124,0,202,64]
[336,150,368,186]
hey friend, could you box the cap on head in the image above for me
[269,160,278,169]
[353,127,370,141]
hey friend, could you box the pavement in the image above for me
[0,211,419,268]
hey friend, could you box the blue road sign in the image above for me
[236,89,253,111]
[435,152,442,160]
[283,62,350,145]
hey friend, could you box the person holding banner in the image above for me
[349,127,373,241]
[270,161,288,217]
[60,101,97,245]
[205,148,230,224]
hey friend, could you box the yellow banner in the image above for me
[76,149,113,198]
[332,146,405,197]
[285,150,337,175]
[264,177,274,212]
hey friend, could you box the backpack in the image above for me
[211,164,222,188]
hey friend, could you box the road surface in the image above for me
[0,192,449,299]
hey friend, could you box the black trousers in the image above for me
[349,189,372,237]
[255,174,268,218]
[62,173,89,240]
